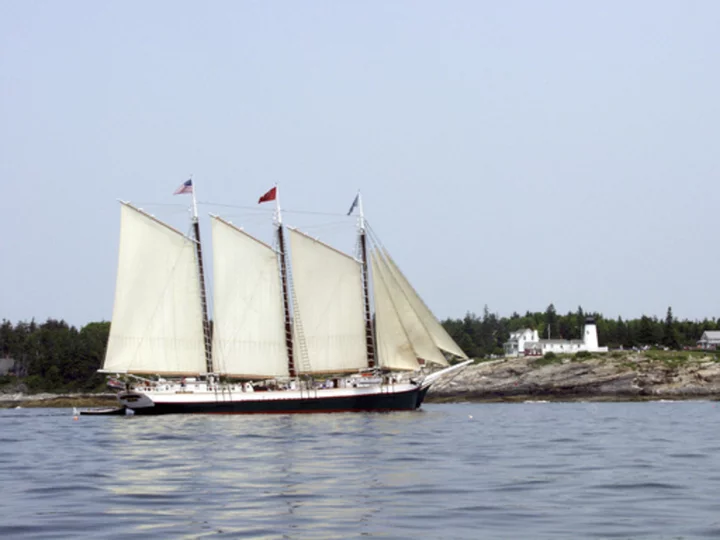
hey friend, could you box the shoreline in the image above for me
[424,393,718,404]
[2,394,715,409]
[428,350,720,403]
[0,393,117,409]
[2,393,719,410]
[3,351,718,408]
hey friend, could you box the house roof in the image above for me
[508,328,535,339]
[0,357,15,375]
[700,331,720,341]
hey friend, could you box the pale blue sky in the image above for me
[1,0,718,326]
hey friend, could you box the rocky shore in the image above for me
[2,351,719,407]
[427,351,720,402]
[0,392,117,409]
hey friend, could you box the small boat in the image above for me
[79,406,127,416]
[91,182,470,415]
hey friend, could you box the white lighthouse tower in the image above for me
[583,317,599,350]
[582,317,608,352]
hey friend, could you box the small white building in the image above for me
[697,331,720,350]
[504,328,539,357]
[0,357,15,376]
[504,318,608,357]
[527,339,585,355]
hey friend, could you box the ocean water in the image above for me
[1,402,720,539]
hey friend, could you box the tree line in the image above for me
[0,319,108,392]
[0,305,718,392]
[442,305,719,359]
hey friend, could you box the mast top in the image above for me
[274,184,283,226]
[189,174,199,223]
[257,184,282,226]
[357,191,365,232]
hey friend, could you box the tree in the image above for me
[616,317,629,348]
[559,312,573,340]
[638,316,655,345]
[662,307,680,350]
[544,304,557,339]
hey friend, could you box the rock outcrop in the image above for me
[3,353,719,407]
[428,353,720,401]
[0,391,117,408]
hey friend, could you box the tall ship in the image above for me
[88,181,470,415]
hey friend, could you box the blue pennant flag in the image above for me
[347,193,359,216]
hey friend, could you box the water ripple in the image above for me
[2,402,720,538]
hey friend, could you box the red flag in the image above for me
[258,187,277,204]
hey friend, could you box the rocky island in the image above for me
[428,350,720,402]
[2,350,719,408]
[3,308,718,407]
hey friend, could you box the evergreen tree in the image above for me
[559,312,573,340]
[616,317,629,348]
[638,316,655,345]
[544,304,557,339]
[662,307,680,349]
[576,305,585,339]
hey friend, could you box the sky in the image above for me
[1,0,718,327]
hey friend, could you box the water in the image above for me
[1,402,720,539]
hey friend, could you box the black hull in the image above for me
[130,386,430,415]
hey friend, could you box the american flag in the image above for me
[174,179,193,195]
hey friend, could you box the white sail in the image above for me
[211,217,289,379]
[383,250,468,360]
[103,203,206,375]
[374,251,448,367]
[371,253,419,371]
[288,229,367,374]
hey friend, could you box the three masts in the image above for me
[101,184,467,386]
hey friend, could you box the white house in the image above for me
[504,318,608,357]
[504,328,539,357]
[697,331,720,350]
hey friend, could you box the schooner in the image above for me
[88,181,470,415]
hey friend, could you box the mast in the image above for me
[189,178,213,374]
[274,187,296,377]
[356,192,376,368]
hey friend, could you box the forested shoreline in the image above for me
[443,305,719,359]
[0,305,718,393]
[0,320,108,393]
